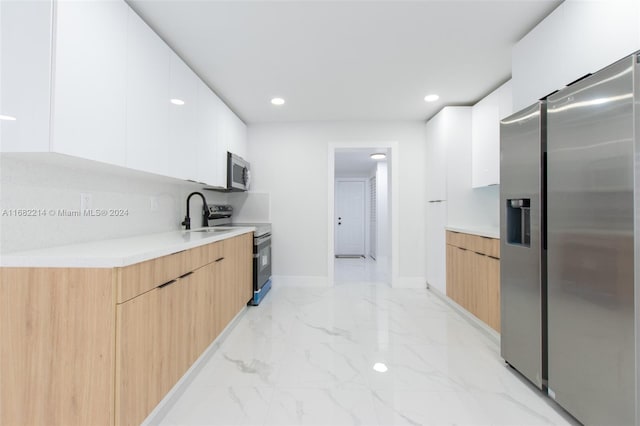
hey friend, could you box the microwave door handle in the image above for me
[244,169,251,189]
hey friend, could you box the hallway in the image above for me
[334,257,389,285]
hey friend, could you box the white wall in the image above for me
[375,161,390,267]
[512,0,640,111]
[247,121,426,286]
[0,154,228,253]
[227,191,270,223]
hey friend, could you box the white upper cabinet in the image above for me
[471,80,512,188]
[52,0,128,166]
[167,52,199,181]
[125,10,171,176]
[512,1,640,111]
[0,0,52,153]
[196,79,222,186]
[425,108,449,201]
[1,0,246,187]
[223,105,247,160]
[471,101,499,187]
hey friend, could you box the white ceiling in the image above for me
[335,149,386,176]
[127,0,561,124]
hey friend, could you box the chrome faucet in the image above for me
[182,192,209,230]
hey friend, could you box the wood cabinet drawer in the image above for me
[188,240,223,271]
[116,240,223,303]
[446,231,499,258]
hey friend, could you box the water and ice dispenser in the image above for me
[507,198,531,247]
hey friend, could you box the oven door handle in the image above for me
[255,234,271,245]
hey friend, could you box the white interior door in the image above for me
[336,180,366,256]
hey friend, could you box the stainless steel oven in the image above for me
[207,204,272,305]
[252,230,272,305]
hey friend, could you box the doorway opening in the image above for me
[329,145,394,285]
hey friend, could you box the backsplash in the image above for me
[0,154,228,253]
[227,191,270,223]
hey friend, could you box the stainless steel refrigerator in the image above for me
[546,53,638,426]
[500,101,547,391]
[501,52,639,425]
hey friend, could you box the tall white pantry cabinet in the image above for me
[0,0,247,188]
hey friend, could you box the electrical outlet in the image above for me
[80,193,92,215]
[150,196,159,212]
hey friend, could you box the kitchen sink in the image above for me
[190,228,230,233]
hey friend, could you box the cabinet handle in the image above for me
[215,257,225,263]
[178,271,193,279]
[158,279,177,289]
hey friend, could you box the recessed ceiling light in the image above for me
[373,362,388,373]
[271,97,285,106]
[424,94,439,102]
[370,153,386,160]
[0,114,17,121]
[170,98,185,106]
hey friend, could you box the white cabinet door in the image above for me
[215,103,233,183]
[0,0,52,153]
[471,80,512,188]
[126,9,170,176]
[227,109,247,159]
[51,1,127,166]
[425,110,447,201]
[195,80,223,186]
[426,201,446,294]
[211,103,248,187]
[425,110,449,295]
[471,101,500,187]
[167,52,198,181]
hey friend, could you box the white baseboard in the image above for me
[271,275,331,287]
[427,284,501,345]
[392,276,427,288]
[141,307,248,425]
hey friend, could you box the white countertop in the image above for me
[0,227,255,268]
[446,226,500,239]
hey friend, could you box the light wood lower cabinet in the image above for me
[0,268,116,426]
[223,232,254,321]
[446,231,500,332]
[0,233,253,426]
[116,261,219,425]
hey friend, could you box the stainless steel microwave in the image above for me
[227,152,250,192]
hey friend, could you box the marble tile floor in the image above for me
[334,257,389,284]
[154,282,576,426]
